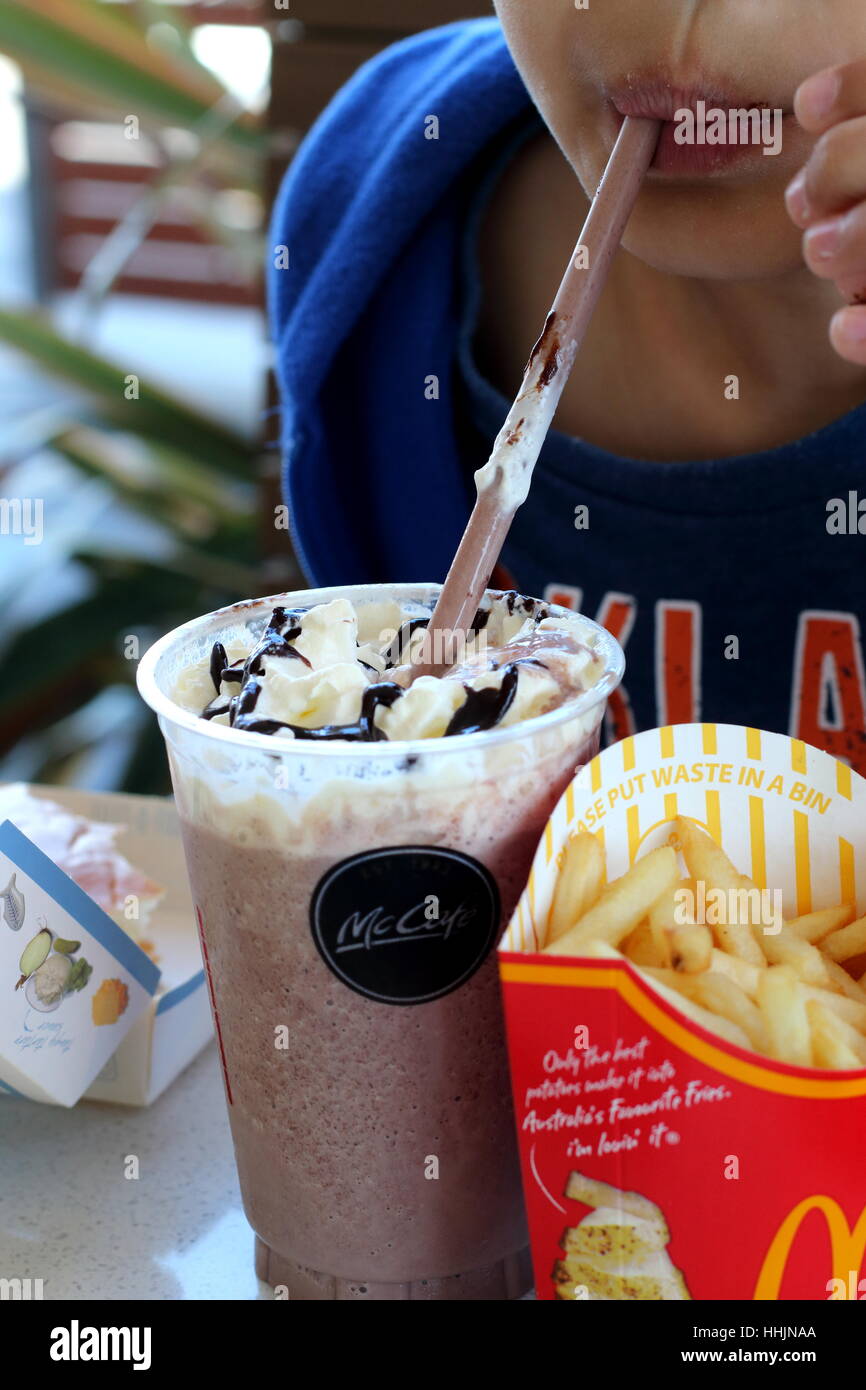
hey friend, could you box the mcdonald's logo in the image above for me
[754,1196,866,1300]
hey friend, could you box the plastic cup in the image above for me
[137,583,624,1300]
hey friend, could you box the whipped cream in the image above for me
[172,592,606,744]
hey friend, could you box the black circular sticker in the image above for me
[310,846,500,1006]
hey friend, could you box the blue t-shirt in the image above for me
[268,19,866,772]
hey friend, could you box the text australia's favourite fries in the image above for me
[542,818,866,1070]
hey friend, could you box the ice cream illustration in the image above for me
[1,873,24,931]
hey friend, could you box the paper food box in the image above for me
[0,784,212,1107]
[499,724,866,1301]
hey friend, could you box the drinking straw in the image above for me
[417,116,660,675]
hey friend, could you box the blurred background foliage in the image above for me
[0,0,274,793]
[0,0,480,795]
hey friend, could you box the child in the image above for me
[268,3,866,772]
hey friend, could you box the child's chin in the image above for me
[623,193,805,282]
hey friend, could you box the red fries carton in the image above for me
[498,724,866,1301]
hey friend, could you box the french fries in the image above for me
[543,846,678,955]
[543,819,866,1071]
[758,966,812,1067]
[787,904,855,943]
[675,819,766,967]
[823,915,866,963]
[547,833,605,945]
[759,929,831,987]
[668,923,713,974]
[707,948,761,999]
[806,1001,866,1070]
[639,970,752,1051]
[646,882,713,973]
[690,974,770,1055]
[643,968,767,1051]
[823,957,866,1003]
[622,920,669,968]
[803,984,866,1031]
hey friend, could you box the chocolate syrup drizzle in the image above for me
[207,608,312,718]
[242,607,310,677]
[469,605,490,633]
[201,698,232,721]
[199,602,558,744]
[444,664,520,737]
[209,642,227,693]
[500,591,548,622]
[233,681,404,740]
[380,617,430,666]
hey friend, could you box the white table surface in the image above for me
[0,1044,270,1301]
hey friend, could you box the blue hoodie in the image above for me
[269,19,866,772]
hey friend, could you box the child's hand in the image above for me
[786,61,866,365]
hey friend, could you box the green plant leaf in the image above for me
[0,307,255,477]
[0,0,263,154]
[50,425,256,537]
[0,560,213,728]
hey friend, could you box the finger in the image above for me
[830,306,866,365]
[803,202,866,280]
[785,116,866,226]
[795,59,866,135]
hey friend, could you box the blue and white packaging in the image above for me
[0,820,160,1106]
[0,786,213,1107]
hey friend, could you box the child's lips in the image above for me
[605,79,796,178]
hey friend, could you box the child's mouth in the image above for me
[606,77,795,177]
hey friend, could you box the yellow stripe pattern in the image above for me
[793,810,812,916]
[746,728,762,760]
[749,796,767,891]
[840,838,856,906]
[705,789,722,844]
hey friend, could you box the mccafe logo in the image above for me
[755,1196,866,1300]
[334,900,478,954]
[310,846,500,1005]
